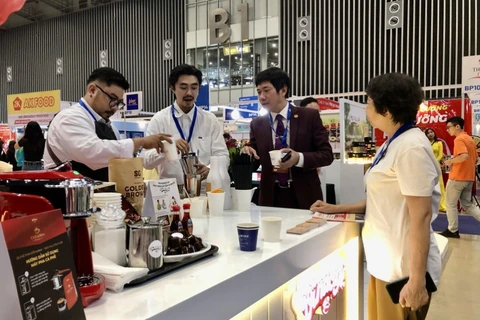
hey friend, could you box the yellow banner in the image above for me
[7,90,61,116]
[7,90,61,127]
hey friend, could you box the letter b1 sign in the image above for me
[209,4,248,45]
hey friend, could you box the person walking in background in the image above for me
[311,73,441,320]
[441,116,480,238]
[6,140,18,171]
[425,128,446,212]
[18,121,45,171]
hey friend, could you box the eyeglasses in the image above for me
[95,84,125,109]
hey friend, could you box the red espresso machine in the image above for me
[0,166,106,307]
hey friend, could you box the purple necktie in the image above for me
[274,114,289,185]
[275,114,285,150]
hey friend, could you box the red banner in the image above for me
[0,124,14,147]
[317,98,340,111]
[374,98,472,156]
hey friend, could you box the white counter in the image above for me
[85,206,362,320]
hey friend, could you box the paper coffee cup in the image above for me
[269,150,282,166]
[163,140,178,161]
[207,192,225,215]
[237,223,259,251]
[261,216,282,242]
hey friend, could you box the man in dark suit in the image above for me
[242,68,333,209]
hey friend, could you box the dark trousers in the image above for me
[273,183,299,209]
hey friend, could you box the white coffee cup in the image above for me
[189,198,204,217]
[261,216,283,242]
[198,196,208,214]
[235,188,255,212]
[162,140,178,161]
[207,192,225,215]
[269,150,282,166]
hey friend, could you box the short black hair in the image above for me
[255,67,291,98]
[87,67,130,90]
[169,64,203,88]
[365,73,423,124]
[300,97,318,107]
[446,116,465,129]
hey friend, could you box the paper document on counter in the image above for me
[311,212,365,223]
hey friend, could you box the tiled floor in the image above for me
[427,234,480,320]
[363,234,480,320]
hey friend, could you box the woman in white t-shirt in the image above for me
[311,73,442,320]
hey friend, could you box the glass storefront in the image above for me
[187,37,279,89]
[186,0,279,104]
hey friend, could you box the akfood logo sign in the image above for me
[13,97,22,111]
[12,95,56,111]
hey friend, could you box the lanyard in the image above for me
[171,104,198,143]
[78,99,97,122]
[370,121,416,169]
[268,104,292,148]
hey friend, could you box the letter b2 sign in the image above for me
[209,4,248,45]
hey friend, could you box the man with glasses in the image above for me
[44,67,171,181]
[143,64,228,187]
[441,116,480,238]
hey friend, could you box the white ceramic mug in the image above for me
[261,216,283,242]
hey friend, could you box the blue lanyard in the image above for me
[171,105,198,143]
[370,122,416,170]
[79,99,97,121]
[268,104,292,148]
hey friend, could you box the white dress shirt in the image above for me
[44,98,134,170]
[269,103,304,167]
[143,102,229,184]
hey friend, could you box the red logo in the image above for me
[13,97,22,111]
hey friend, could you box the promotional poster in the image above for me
[0,209,85,320]
[375,98,472,156]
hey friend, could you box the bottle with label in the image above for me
[181,203,193,235]
[170,205,181,232]
[177,221,184,233]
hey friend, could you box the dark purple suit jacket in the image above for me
[249,106,333,209]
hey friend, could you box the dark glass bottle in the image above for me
[181,203,193,235]
[170,205,181,232]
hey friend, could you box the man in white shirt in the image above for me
[143,64,228,186]
[44,67,171,181]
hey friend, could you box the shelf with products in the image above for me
[339,99,376,164]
